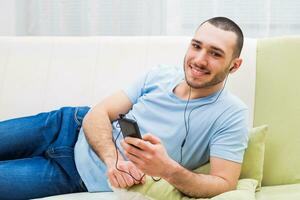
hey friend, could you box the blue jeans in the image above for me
[0,106,90,200]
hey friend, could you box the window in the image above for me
[16,0,300,37]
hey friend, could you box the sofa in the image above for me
[0,36,299,199]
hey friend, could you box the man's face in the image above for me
[184,22,238,89]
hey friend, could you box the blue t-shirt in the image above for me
[74,65,249,192]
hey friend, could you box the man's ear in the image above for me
[229,58,242,73]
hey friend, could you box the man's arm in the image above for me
[121,134,241,198]
[163,157,241,198]
[82,90,145,188]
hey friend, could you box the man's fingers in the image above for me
[121,141,144,155]
[125,151,144,167]
[115,164,136,187]
[129,166,143,184]
[123,138,152,152]
[108,175,119,188]
[108,160,145,188]
[107,169,119,188]
[142,133,161,144]
[123,134,161,153]
[114,170,127,188]
[121,171,135,187]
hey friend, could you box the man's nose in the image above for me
[193,50,208,66]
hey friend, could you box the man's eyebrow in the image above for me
[191,39,225,55]
[210,46,225,55]
[191,39,201,44]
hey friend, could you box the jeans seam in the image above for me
[45,147,73,158]
[74,107,81,126]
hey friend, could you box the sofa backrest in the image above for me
[0,36,257,125]
[254,36,300,186]
[1,36,299,188]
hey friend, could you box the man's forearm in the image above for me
[82,108,120,166]
[162,162,233,198]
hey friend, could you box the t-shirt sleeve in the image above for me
[209,108,249,163]
[122,71,149,104]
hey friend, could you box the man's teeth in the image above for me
[191,66,209,74]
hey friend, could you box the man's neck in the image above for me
[173,81,224,100]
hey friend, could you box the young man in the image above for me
[0,17,248,199]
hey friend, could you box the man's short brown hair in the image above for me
[198,17,244,58]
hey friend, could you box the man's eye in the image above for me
[192,44,200,49]
[210,52,221,57]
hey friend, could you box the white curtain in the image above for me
[16,0,300,37]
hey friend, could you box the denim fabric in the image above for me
[0,106,90,200]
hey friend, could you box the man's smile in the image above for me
[189,65,210,78]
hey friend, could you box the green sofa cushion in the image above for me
[255,36,300,186]
[239,125,267,188]
[256,183,300,200]
[113,178,257,200]
[195,125,268,189]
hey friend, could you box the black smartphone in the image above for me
[117,117,142,139]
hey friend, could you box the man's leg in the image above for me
[0,156,86,200]
[0,106,90,199]
[0,106,89,160]
[0,110,64,160]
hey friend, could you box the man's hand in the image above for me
[121,134,242,198]
[106,159,146,188]
[121,133,177,177]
